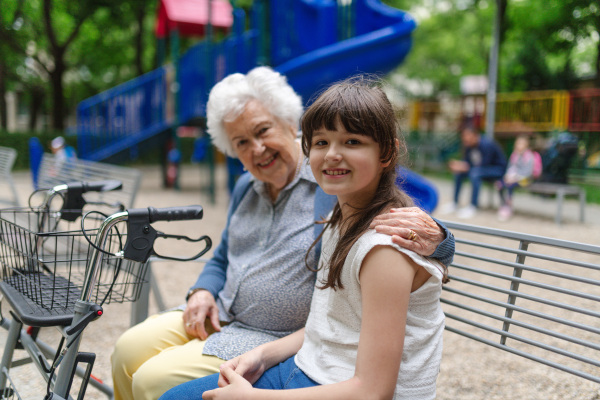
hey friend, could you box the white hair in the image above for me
[206,66,304,157]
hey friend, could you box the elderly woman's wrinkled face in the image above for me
[224,100,299,191]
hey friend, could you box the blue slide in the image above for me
[75,0,439,211]
[272,0,416,104]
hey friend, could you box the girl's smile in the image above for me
[323,168,350,177]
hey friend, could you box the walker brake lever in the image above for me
[152,232,212,261]
[123,206,211,263]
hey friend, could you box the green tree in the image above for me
[0,0,157,131]
[499,0,599,91]
[389,0,495,96]
[0,0,47,130]
[384,0,599,95]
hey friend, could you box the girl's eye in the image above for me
[313,139,327,146]
[347,139,361,145]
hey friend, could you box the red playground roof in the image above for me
[156,0,233,38]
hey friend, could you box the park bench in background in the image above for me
[509,167,600,225]
[0,146,20,207]
[524,182,585,225]
[37,152,142,210]
[484,179,587,225]
[441,221,600,384]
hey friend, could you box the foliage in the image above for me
[0,0,158,131]
[384,0,600,97]
[385,0,495,97]
[0,129,200,171]
[498,0,599,91]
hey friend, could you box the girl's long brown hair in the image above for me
[301,77,414,290]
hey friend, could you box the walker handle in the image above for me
[123,206,208,262]
[147,206,204,223]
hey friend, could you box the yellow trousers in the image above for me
[111,311,225,400]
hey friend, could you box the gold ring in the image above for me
[186,322,192,328]
[408,230,417,241]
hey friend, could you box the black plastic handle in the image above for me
[147,206,204,223]
[65,180,123,193]
[83,180,123,193]
[58,181,124,222]
[123,206,206,262]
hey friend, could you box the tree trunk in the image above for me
[134,4,146,76]
[498,0,508,45]
[50,56,65,131]
[29,86,45,131]
[596,22,600,87]
[0,62,7,131]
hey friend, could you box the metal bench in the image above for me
[37,152,142,210]
[0,146,20,206]
[441,221,600,385]
[485,181,586,225]
[526,182,585,225]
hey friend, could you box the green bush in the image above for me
[0,130,70,170]
[1,130,205,171]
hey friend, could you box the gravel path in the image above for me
[2,165,599,399]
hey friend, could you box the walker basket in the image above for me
[0,207,148,323]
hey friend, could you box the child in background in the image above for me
[50,136,77,163]
[159,78,447,400]
[497,135,541,221]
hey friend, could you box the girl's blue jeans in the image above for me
[158,356,319,399]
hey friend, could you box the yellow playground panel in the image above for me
[495,90,569,133]
[408,90,575,135]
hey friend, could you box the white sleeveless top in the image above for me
[295,228,445,399]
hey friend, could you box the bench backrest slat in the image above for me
[37,153,142,209]
[441,220,600,384]
[0,146,20,206]
[0,147,17,173]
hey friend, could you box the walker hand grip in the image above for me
[59,181,123,222]
[147,206,204,223]
[123,206,206,262]
[79,180,123,193]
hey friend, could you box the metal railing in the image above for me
[441,221,600,383]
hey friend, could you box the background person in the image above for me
[442,124,506,219]
[159,77,446,400]
[496,135,541,221]
[111,67,455,400]
[47,136,77,178]
[50,136,77,162]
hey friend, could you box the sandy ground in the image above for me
[1,164,599,399]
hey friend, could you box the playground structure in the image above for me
[72,0,447,209]
[407,87,600,173]
[409,87,600,136]
[76,0,417,166]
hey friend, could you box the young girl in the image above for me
[496,135,541,221]
[159,78,447,400]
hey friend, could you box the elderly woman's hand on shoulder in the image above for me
[370,207,445,257]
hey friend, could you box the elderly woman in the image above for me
[111,67,455,400]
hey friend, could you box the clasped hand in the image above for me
[202,351,265,399]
